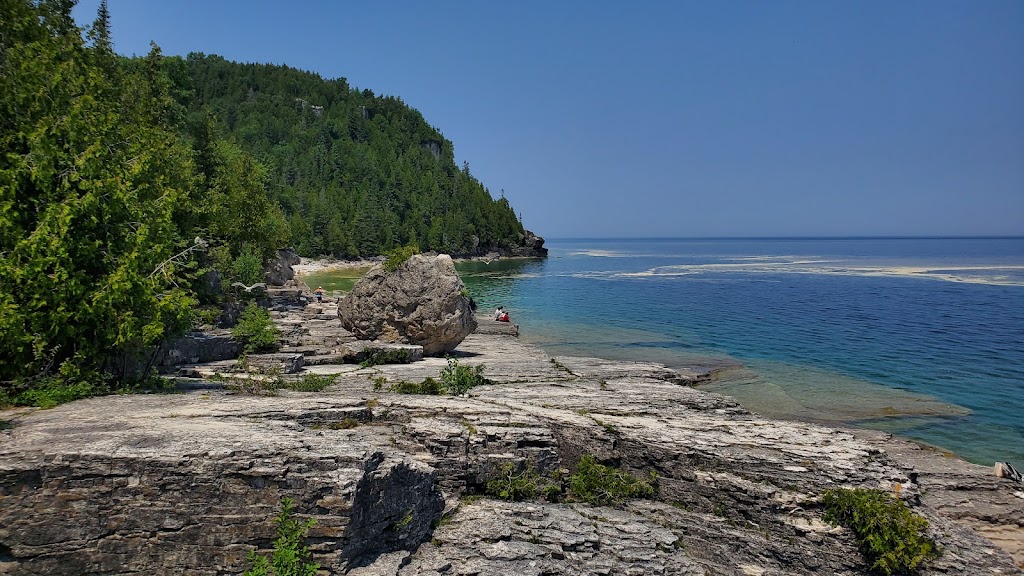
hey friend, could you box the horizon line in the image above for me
[544,235,1024,242]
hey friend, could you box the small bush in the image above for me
[440,357,490,395]
[192,306,221,328]
[389,377,444,395]
[13,379,100,409]
[568,454,655,506]
[359,348,411,368]
[385,358,489,396]
[230,244,265,287]
[0,420,13,431]
[232,303,281,354]
[383,244,420,273]
[284,373,335,392]
[822,488,939,575]
[486,462,561,502]
[243,497,319,576]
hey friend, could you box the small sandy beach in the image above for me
[291,257,378,276]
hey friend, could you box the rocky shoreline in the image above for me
[1,289,1022,575]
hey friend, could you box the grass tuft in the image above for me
[568,454,655,506]
[284,373,335,392]
[822,487,939,575]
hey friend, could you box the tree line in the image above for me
[174,52,526,258]
[0,0,531,402]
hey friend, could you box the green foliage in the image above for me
[0,1,199,393]
[388,510,414,531]
[203,140,290,260]
[232,304,281,354]
[822,488,939,575]
[13,378,102,409]
[192,306,222,328]
[389,377,444,395]
[440,357,490,395]
[485,462,561,503]
[327,418,359,430]
[358,348,412,368]
[484,455,654,506]
[0,1,531,406]
[283,373,335,392]
[568,455,656,506]
[230,244,266,286]
[244,497,320,576]
[386,358,489,396]
[175,54,528,258]
[383,244,420,273]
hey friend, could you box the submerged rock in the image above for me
[337,254,477,356]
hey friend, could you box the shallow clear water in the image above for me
[302,238,1024,465]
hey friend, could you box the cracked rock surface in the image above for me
[1,329,1022,575]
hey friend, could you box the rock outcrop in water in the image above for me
[337,254,477,356]
[0,291,1021,575]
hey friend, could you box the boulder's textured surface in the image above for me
[264,248,301,286]
[337,254,477,356]
[1,329,1022,574]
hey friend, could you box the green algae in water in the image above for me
[296,266,372,294]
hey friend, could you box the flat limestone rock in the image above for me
[473,320,520,336]
[242,352,305,374]
[1,332,1021,575]
[341,341,424,364]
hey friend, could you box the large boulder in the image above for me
[338,254,477,356]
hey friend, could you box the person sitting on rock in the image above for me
[494,306,504,321]
[498,310,510,322]
[315,286,325,304]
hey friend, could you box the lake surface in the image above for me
[307,238,1024,465]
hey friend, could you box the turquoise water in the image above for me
[457,238,1024,465]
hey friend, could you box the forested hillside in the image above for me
[170,54,531,258]
[0,0,539,404]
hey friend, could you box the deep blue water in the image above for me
[457,238,1024,465]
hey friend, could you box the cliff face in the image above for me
[1,326,1022,574]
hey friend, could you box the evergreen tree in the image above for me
[174,55,529,258]
[0,0,196,388]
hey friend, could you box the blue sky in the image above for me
[73,1,1023,238]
